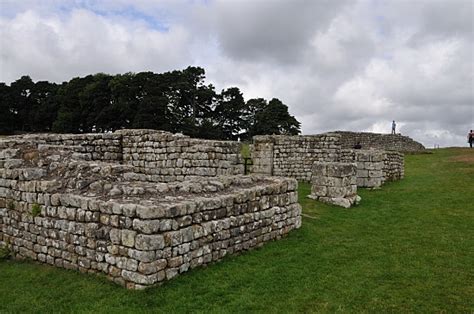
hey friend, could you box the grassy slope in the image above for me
[1,148,473,313]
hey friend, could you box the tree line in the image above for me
[0,66,301,140]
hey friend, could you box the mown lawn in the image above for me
[1,148,473,312]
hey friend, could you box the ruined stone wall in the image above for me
[0,143,301,289]
[250,134,404,187]
[0,129,243,182]
[335,149,404,188]
[251,134,342,182]
[5,133,123,161]
[382,151,404,183]
[333,131,425,152]
[353,151,385,188]
[119,129,243,182]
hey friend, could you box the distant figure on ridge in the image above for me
[391,120,396,134]
[468,130,474,148]
[353,142,362,149]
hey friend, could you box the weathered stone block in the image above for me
[135,234,165,250]
[121,230,136,247]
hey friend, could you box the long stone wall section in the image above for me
[0,143,301,289]
[0,129,243,181]
[251,135,404,186]
[251,134,341,182]
[119,129,243,182]
[333,131,425,152]
[5,133,123,161]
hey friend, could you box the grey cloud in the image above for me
[210,0,350,63]
[0,0,472,147]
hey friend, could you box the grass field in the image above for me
[1,148,473,312]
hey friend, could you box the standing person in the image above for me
[468,130,474,148]
[391,120,396,134]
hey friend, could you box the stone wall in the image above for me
[382,151,404,183]
[0,129,243,181]
[251,134,341,182]
[333,131,425,152]
[120,129,243,182]
[0,143,301,289]
[339,150,404,187]
[353,151,385,188]
[250,135,404,189]
[4,133,123,161]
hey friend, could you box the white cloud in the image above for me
[0,8,191,83]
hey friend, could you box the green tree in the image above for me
[164,66,216,137]
[2,67,301,139]
[28,81,59,132]
[214,87,246,140]
[108,73,140,130]
[9,76,35,131]
[250,98,300,136]
[131,72,170,130]
[241,98,267,140]
[79,73,113,132]
[53,76,94,133]
[0,83,14,134]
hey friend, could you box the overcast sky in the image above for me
[0,0,472,147]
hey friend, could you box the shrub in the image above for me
[31,203,41,217]
[0,245,11,260]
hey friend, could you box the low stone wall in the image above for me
[0,144,301,289]
[120,129,243,182]
[3,133,123,161]
[308,162,359,208]
[0,129,243,182]
[340,150,404,187]
[251,134,342,182]
[333,131,425,152]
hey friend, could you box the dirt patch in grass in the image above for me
[449,151,474,164]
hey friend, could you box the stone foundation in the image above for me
[0,134,301,289]
[308,162,359,208]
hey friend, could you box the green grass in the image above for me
[241,143,250,158]
[1,148,473,312]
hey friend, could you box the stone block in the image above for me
[132,219,160,234]
[121,230,137,247]
[135,234,165,250]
